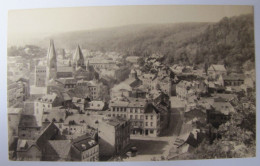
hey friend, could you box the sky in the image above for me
[8,5,253,46]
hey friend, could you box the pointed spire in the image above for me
[47,39,57,66]
[73,44,84,65]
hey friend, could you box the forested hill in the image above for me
[48,14,254,71]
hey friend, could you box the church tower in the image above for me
[46,39,57,82]
[72,44,86,71]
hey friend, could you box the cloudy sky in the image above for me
[8,5,253,46]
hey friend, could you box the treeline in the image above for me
[49,14,254,72]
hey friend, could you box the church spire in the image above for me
[72,44,85,70]
[47,39,57,66]
[46,39,57,81]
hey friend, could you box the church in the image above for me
[35,40,98,87]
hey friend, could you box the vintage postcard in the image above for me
[7,5,255,161]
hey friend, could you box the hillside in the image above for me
[9,14,251,73]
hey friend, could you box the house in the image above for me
[16,123,61,161]
[223,74,244,87]
[207,98,235,128]
[98,117,130,160]
[71,134,99,161]
[34,93,62,126]
[207,64,227,79]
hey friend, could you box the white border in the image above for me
[0,0,259,166]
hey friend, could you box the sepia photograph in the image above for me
[6,5,256,162]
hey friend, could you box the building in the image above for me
[223,74,244,87]
[18,114,41,139]
[88,59,116,69]
[35,65,47,87]
[98,117,130,159]
[108,96,160,137]
[207,98,235,128]
[72,45,86,71]
[71,134,99,161]
[8,78,29,107]
[35,40,99,89]
[34,93,62,126]
[111,69,142,99]
[16,123,61,161]
[85,100,106,112]
[207,64,227,79]
[42,107,67,130]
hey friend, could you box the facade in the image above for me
[35,66,47,87]
[98,117,130,158]
[207,64,227,80]
[108,97,160,137]
[34,94,62,126]
[223,75,244,87]
[7,79,28,107]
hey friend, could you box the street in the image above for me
[124,109,183,161]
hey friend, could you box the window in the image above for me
[140,115,143,119]
[151,115,153,120]
[130,115,133,119]
[146,122,148,126]
[150,122,153,126]
[150,130,154,134]
[146,116,148,120]
[135,115,138,119]
[130,108,133,113]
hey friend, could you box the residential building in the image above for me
[71,134,99,161]
[223,74,244,87]
[34,93,62,126]
[98,117,130,159]
[207,64,227,79]
[108,97,160,137]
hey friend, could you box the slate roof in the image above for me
[47,140,71,157]
[42,108,66,123]
[72,134,97,152]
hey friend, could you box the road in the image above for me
[123,109,183,161]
